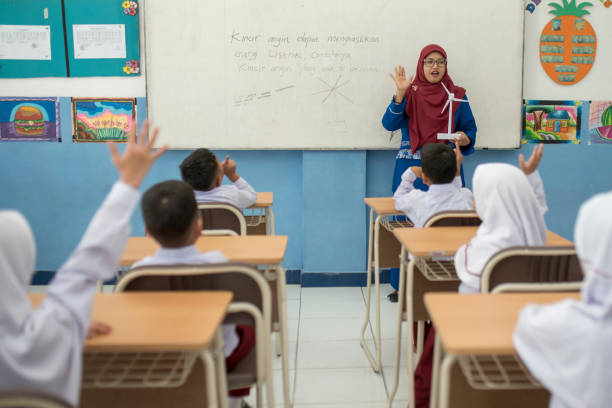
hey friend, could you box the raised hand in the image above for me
[452,140,463,176]
[222,155,239,182]
[108,120,168,189]
[389,65,414,103]
[519,144,544,175]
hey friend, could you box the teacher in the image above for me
[381,44,477,301]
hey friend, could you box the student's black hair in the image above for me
[141,180,199,248]
[421,143,456,184]
[179,148,220,191]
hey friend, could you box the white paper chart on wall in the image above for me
[144,0,524,149]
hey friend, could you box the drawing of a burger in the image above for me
[14,106,45,136]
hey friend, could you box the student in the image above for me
[132,179,254,408]
[393,142,473,228]
[413,145,546,408]
[180,148,257,209]
[514,191,612,408]
[0,122,167,406]
[454,144,547,293]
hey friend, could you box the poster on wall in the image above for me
[72,98,135,143]
[589,100,612,143]
[522,100,582,143]
[524,0,611,100]
[0,97,60,142]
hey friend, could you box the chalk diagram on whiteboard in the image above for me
[312,75,353,133]
[233,85,295,107]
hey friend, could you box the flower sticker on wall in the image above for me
[122,1,138,16]
[123,59,140,75]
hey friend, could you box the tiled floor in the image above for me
[30,283,411,407]
[246,283,411,408]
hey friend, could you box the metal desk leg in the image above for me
[405,258,417,408]
[202,348,219,408]
[265,207,276,235]
[360,210,383,372]
[430,332,442,408]
[213,328,229,408]
[387,246,407,407]
[275,266,292,408]
[439,354,457,408]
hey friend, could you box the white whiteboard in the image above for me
[145,0,524,149]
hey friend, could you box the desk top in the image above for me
[120,235,288,267]
[393,227,573,257]
[29,292,232,352]
[425,292,580,355]
[364,197,401,216]
[250,192,273,208]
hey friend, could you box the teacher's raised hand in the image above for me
[389,65,414,104]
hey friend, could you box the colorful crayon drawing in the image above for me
[522,100,582,144]
[0,98,60,142]
[589,101,612,144]
[72,98,136,143]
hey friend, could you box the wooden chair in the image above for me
[198,203,247,236]
[0,393,72,408]
[82,263,274,408]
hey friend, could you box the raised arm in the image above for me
[393,167,425,216]
[382,65,413,131]
[221,155,257,208]
[45,121,167,341]
[519,144,548,214]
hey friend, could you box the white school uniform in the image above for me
[514,191,612,408]
[132,246,240,357]
[454,164,548,293]
[194,177,257,209]
[0,181,139,406]
[393,168,474,228]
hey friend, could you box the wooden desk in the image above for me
[246,192,275,235]
[426,292,580,408]
[387,227,574,408]
[120,234,293,408]
[393,227,573,257]
[30,292,232,407]
[120,235,288,267]
[360,197,411,372]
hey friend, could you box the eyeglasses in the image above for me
[423,58,447,67]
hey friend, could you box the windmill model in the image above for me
[437,82,468,140]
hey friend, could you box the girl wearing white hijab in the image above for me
[514,191,612,408]
[0,122,167,406]
[454,144,548,293]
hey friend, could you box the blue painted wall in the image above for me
[1,99,611,274]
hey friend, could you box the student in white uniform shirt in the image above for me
[393,142,473,228]
[454,144,547,293]
[131,179,254,408]
[180,148,257,209]
[513,190,612,408]
[0,121,167,406]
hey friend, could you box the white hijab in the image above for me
[454,163,547,291]
[514,191,612,408]
[0,211,82,405]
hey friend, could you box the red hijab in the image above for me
[404,44,466,153]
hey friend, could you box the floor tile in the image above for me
[299,317,366,342]
[286,299,300,320]
[382,364,415,402]
[244,369,295,407]
[286,284,301,300]
[300,298,366,319]
[297,339,377,369]
[294,368,387,405]
[300,287,364,304]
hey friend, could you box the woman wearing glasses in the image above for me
[382,44,477,302]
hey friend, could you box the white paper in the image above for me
[73,24,126,59]
[0,25,51,60]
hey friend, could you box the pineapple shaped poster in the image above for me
[540,0,597,85]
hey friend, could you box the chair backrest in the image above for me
[116,263,269,326]
[0,393,72,408]
[198,203,247,236]
[480,246,583,293]
[423,211,481,228]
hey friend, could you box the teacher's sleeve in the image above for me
[382,96,407,132]
[455,94,477,156]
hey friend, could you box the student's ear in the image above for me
[422,173,432,186]
[144,226,150,237]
